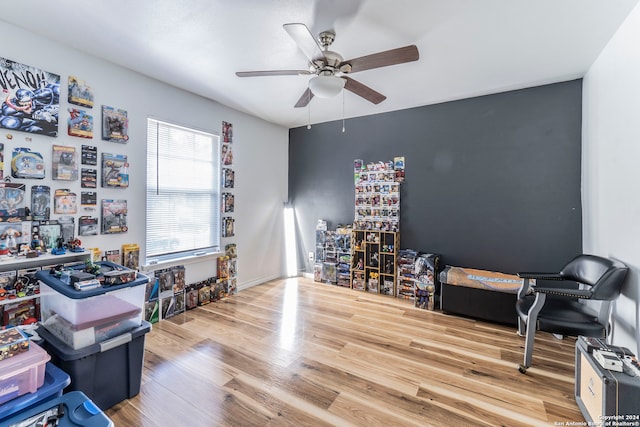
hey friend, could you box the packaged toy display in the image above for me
[11,147,45,179]
[52,145,78,181]
[198,281,211,305]
[102,268,137,286]
[67,108,94,138]
[30,185,51,221]
[145,300,159,324]
[69,75,95,108]
[122,243,140,270]
[185,283,198,310]
[101,200,128,234]
[101,153,129,188]
[102,105,129,143]
[0,182,26,219]
[414,253,441,310]
[0,327,29,361]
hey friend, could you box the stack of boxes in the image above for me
[414,254,441,310]
[397,249,418,299]
[335,227,351,288]
[34,263,151,410]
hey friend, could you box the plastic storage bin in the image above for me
[37,321,151,410]
[0,390,113,427]
[0,341,50,405]
[36,266,148,350]
[0,362,70,421]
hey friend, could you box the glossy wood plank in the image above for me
[106,277,586,426]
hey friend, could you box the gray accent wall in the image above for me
[289,80,583,275]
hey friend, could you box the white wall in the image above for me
[583,2,640,355]
[0,21,289,289]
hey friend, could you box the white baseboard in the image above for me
[238,274,281,291]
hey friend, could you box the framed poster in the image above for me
[0,57,60,137]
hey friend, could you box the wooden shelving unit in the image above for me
[351,230,398,295]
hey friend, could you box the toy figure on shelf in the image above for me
[0,242,10,258]
[0,226,22,249]
[385,259,393,274]
[51,236,66,255]
[84,260,101,276]
[67,238,84,252]
[29,234,44,257]
[369,252,379,267]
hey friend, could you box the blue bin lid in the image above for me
[0,363,71,421]
[0,391,113,426]
[36,261,149,299]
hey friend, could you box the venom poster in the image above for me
[0,57,60,137]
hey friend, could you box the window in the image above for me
[146,118,220,263]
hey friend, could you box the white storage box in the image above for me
[0,341,50,405]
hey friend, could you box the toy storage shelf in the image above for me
[351,230,398,296]
[0,251,90,272]
[0,251,90,307]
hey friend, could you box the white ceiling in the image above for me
[2,0,638,129]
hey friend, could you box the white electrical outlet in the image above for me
[308,252,314,261]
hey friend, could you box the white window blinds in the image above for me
[146,118,220,261]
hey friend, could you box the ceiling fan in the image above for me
[236,23,419,108]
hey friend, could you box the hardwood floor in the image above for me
[105,277,585,426]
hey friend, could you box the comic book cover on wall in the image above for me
[0,57,60,137]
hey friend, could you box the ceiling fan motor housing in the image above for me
[315,50,343,75]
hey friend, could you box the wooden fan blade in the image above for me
[294,88,314,108]
[236,70,311,77]
[283,23,325,62]
[342,76,386,104]
[341,45,419,74]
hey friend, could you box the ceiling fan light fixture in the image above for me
[308,75,345,98]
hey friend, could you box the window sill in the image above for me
[143,250,223,270]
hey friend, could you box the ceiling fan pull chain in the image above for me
[307,98,311,129]
[342,90,346,133]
